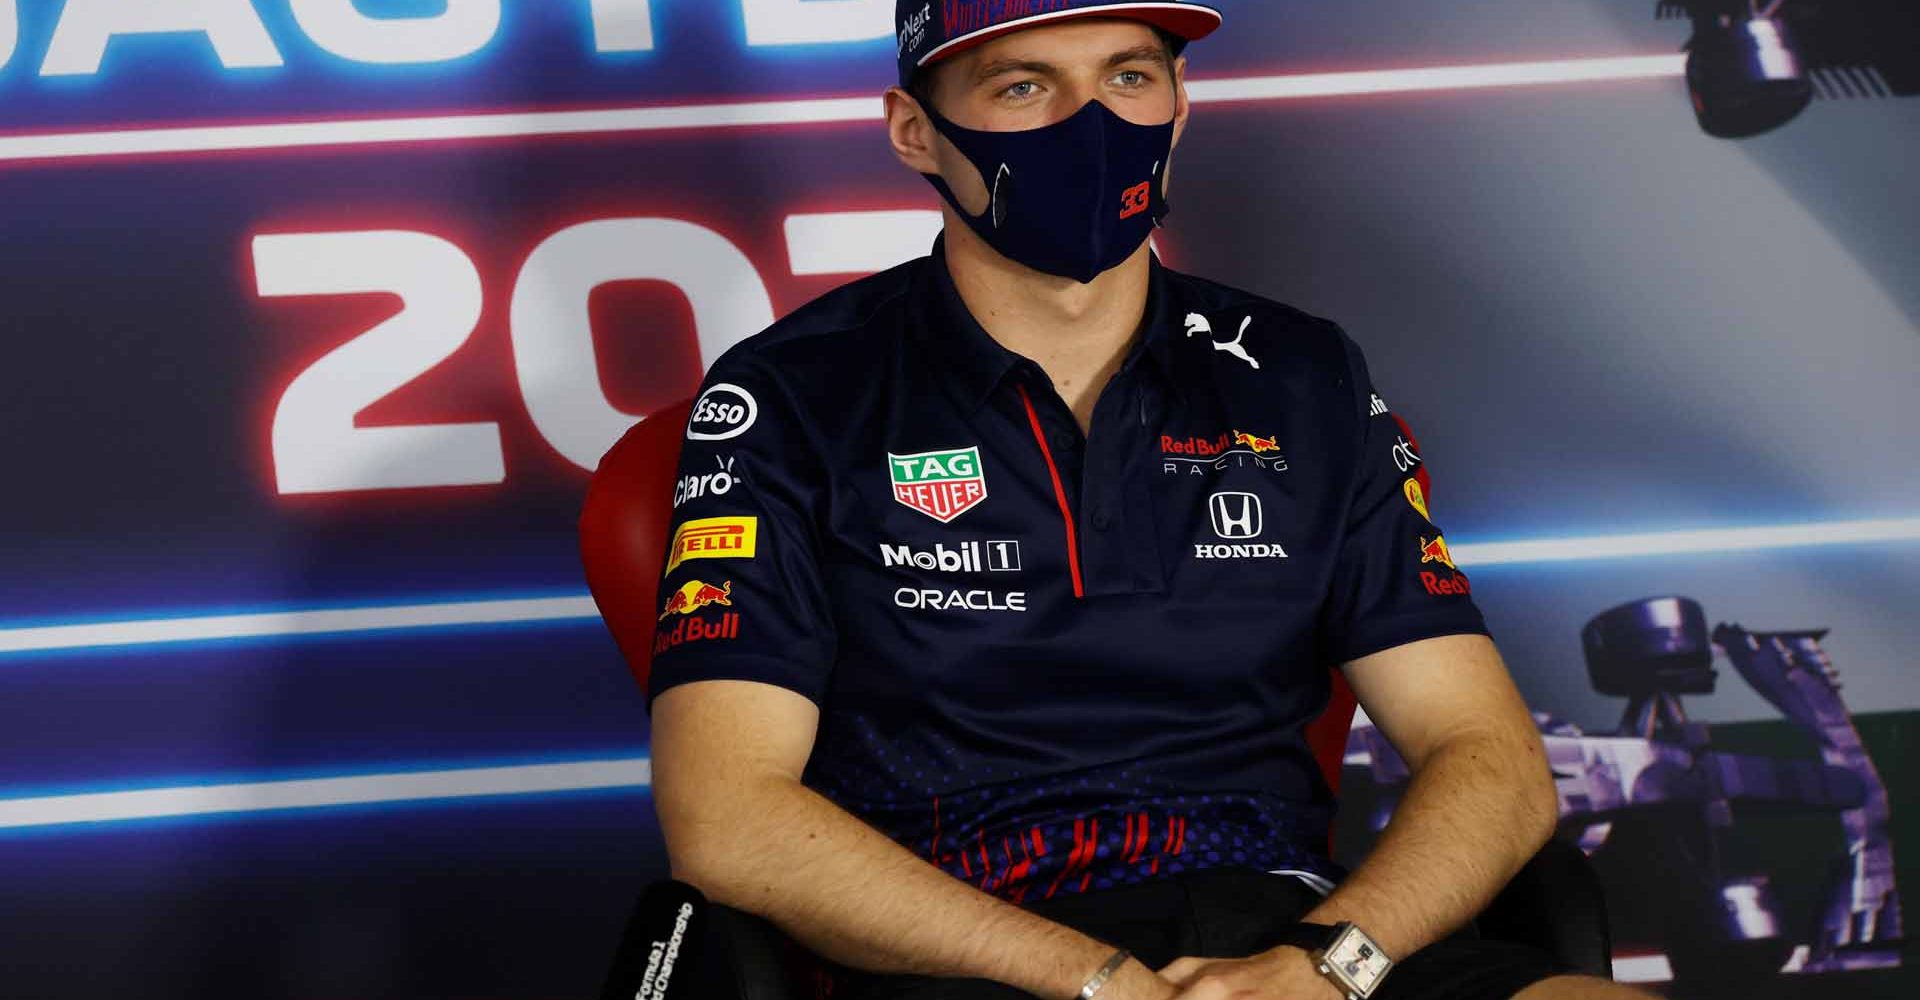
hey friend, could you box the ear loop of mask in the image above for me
[919,99,1175,227]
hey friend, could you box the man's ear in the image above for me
[1170,54,1191,149]
[885,87,942,174]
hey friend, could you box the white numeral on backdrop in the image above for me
[252,230,502,495]
[255,212,925,493]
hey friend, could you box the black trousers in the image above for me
[833,866,1570,1000]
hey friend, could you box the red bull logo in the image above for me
[1161,432,1230,456]
[654,611,740,654]
[659,579,733,620]
[1232,430,1282,455]
[1419,535,1456,571]
[1162,430,1287,475]
[1421,570,1472,596]
[654,579,741,654]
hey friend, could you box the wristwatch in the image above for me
[1281,921,1393,999]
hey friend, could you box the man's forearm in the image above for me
[674,776,1162,1000]
[1296,730,1558,960]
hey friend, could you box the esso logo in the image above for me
[687,383,759,441]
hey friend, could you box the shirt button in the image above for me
[1090,509,1113,531]
[1051,431,1076,452]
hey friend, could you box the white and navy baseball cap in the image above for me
[896,1,1224,87]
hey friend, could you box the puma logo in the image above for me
[1184,313,1261,371]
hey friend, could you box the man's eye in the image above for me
[1003,81,1038,99]
[1115,70,1148,87]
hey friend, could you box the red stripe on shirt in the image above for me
[1016,384,1085,599]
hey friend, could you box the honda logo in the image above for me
[1209,492,1264,540]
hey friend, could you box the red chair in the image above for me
[579,396,695,686]
[581,397,1610,997]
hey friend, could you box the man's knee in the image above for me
[1514,974,1661,999]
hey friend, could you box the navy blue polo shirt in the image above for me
[645,238,1487,904]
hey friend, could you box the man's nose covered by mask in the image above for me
[920,99,1176,284]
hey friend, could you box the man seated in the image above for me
[643,3,1654,998]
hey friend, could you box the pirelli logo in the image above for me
[664,516,757,575]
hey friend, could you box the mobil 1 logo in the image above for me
[881,540,1022,574]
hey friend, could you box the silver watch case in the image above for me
[1310,922,1393,999]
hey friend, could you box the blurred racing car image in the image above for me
[1345,596,1904,990]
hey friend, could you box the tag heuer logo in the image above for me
[888,447,987,523]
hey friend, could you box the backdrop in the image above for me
[0,1,1914,996]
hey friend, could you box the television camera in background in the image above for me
[1654,0,1919,136]
[1347,596,1904,992]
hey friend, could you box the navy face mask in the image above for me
[921,98,1175,284]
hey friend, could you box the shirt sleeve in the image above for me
[645,350,837,713]
[1319,333,1490,665]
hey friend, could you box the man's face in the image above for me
[890,18,1190,219]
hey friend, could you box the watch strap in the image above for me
[1280,920,1342,953]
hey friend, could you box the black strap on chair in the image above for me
[1475,838,1614,979]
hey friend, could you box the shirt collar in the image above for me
[910,235,1183,415]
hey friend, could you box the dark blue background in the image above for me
[1,1,1915,995]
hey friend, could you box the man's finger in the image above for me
[1156,956,1202,984]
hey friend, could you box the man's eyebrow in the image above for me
[972,57,1057,84]
[1106,44,1171,70]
